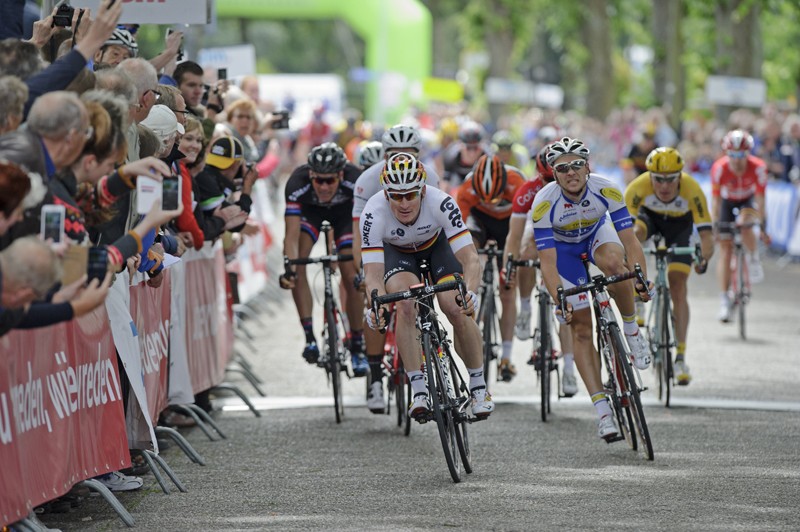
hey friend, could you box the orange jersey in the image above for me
[456,166,526,221]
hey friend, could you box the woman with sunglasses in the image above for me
[279,142,368,376]
[530,136,652,442]
[361,153,494,421]
[624,147,715,385]
[710,130,770,322]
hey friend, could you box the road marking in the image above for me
[215,395,800,413]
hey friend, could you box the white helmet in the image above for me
[380,152,427,191]
[357,140,385,167]
[546,136,590,165]
[381,124,422,151]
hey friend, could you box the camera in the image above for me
[53,3,75,27]
[271,110,290,130]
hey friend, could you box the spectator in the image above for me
[140,104,183,159]
[0,237,60,312]
[0,75,27,134]
[225,98,259,162]
[0,159,30,234]
[621,124,657,185]
[175,116,206,249]
[137,124,160,159]
[117,58,158,162]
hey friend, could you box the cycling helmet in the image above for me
[357,140,385,168]
[535,144,555,181]
[546,136,590,165]
[380,152,427,191]
[459,121,486,143]
[721,129,754,152]
[645,147,684,174]
[491,130,515,149]
[381,124,422,151]
[308,142,347,174]
[471,154,507,203]
[103,28,138,57]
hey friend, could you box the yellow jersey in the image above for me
[624,172,712,231]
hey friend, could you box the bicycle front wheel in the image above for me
[481,294,498,388]
[660,289,673,408]
[447,355,472,474]
[537,295,552,422]
[610,323,654,460]
[737,251,748,340]
[424,333,461,483]
[325,303,344,424]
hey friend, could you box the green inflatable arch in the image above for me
[216,0,432,124]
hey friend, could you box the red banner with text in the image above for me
[0,308,129,526]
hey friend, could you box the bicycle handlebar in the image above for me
[478,245,504,258]
[504,254,540,290]
[285,254,354,267]
[370,274,468,332]
[557,264,647,313]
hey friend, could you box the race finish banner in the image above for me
[43,0,211,25]
[0,309,129,526]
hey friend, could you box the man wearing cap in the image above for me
[140,104,184,159]
[193,136,257,241]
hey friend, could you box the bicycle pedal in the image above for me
[604,434,624,444]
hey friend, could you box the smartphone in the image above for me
[217,68,227,81]
[136,176,160,214]
[162,177,181,211]
[87,247,108,284]
[40,205,66,243]
[166,28,184,61]
[271,110,290,130]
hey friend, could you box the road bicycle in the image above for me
[476,242,505,386]
[558,256,654,460]
[284,221,353,424]
[718,220,757,340]
[643,234,703,406]
[371,261,483,483]
[506,256,563,422]
[380,305,411,435]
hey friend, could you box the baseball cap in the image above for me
[206,136,244,169]
[141,104,184,138]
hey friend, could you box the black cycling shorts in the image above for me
[383,232,462,284]
[298,203,353,250]
[467,210,509,268]
[637,207,694,268]
[717,197,756,238]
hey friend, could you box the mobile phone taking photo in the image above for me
[162,177,181,211]
[40,205,66,244]
[271,110,290,130]
[87,246,108,284]
[217,68,227,81]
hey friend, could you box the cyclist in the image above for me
[361,153,494,420]
[491,130,531,173]
[710,130,769,322]
[355,140,384,170]
[352,125,441,413]
[503,145,578,396]
[442,121,488,190]
[531,137,652,441]
[455,154,525,382]
[279,142,369,376]
[624,147,714,385]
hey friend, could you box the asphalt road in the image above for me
[39,252,800,531]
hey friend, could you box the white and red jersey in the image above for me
[359,186,472,265]
[511,177,546,219]
[710,155,767,201]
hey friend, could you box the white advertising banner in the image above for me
[55,0,211,25]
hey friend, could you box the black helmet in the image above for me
[308,142,346,173]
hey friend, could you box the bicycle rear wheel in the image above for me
[325,303,345,424]
[660,289,673,407]
[537,294,552,422]
[480,294,498,388]
[602,337,637,450]
[610,323,654,460]
[447,353,472,474]
[424,333,461,483]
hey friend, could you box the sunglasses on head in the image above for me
[652,172,680,183]
[312,176,339,185]
[727,150,747,159]
[465,144,481,152]
[553,159,587,174]
[387,189,421,202]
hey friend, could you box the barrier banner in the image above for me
[183,245,234,393]
[129,273,171,423]
[765,182,799,250]
[167,259,195,405]
[0,310,129,526]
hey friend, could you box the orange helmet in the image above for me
[471,154,507,203]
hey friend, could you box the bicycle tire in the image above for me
[603,334,637,450]
[325,302,344,424]
[660,288,673,408]
[610,323,654,460]
[538,292,551,422]
[738,250,747,340]
[481,293,497,388]
[648,290,664,403]
[447,354,472,474]
[424,333,461,483]
[403,375,412,436]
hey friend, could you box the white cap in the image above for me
[141,104,184,140]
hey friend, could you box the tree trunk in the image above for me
[666,0,685,131]
[485,0,515,121]
[714,0,762,121]
[583,0,613,120]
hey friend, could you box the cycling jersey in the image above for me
[532,174,633,250]
[455,165,526,221]
[624,172,712,232]
[352,160,441,220]
[284,162,360,214]
[511,177,546,218]
[710,155,767,201]
[360,185,472,265]
[442,142,487,186]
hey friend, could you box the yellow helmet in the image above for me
[645,147,684,174]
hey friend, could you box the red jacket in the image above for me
[177,161,205,250]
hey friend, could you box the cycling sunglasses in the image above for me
[387,189,422,202]
[312,176,339,186]
[553,159,587,174]
[727,150,747,159]
[652,172,680,183]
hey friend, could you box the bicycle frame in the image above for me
[477,242,505,386]
[719,220,755,340]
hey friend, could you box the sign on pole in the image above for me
[705,75,767,108]
[53,0,211,25]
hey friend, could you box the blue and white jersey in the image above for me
[531,174,633,250]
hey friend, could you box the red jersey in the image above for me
[511,177,545,218]
[710,155,767,201]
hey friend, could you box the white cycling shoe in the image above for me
[514,309,532,340]
[470,387,495,418]
[366,381,385,413]
[598,415,619,441]
[626,331,651,370]
[562,371,578,397]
